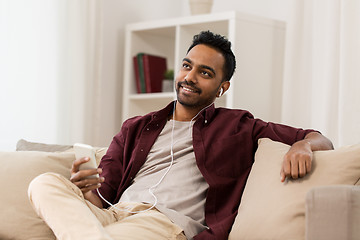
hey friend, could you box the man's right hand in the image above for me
[70,157,104,208]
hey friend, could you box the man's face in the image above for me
[175,44,225,110]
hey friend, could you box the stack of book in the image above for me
[133,53,168,93]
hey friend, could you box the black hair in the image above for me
[187,30,236,82]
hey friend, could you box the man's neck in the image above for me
[173,101,210,122]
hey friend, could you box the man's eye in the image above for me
[182,63,190,69]
[201,71,211,77]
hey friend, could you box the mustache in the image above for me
[177,80,202,93]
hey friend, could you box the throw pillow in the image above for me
[229,138,360,240]
[16,139,107,165]
[16,139,72,152]
[0,151,75,240]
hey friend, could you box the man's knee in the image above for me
[28,172,67,202]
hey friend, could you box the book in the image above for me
[137,53,146,93]
[142,54,167,93]
[133,56,141,93]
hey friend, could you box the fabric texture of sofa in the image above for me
[0,138,359,240]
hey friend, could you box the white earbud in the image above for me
[219,88,223,96]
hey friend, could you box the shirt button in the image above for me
[140,149,144,152]
[146,128,149,131]
[205,120,208,124]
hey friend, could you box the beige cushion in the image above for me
[0,151,74,239]
[94,147,108,166]
[16,139,72,152]
[16,139,106,165]
[229,138,360,240]
[0,147,107,239]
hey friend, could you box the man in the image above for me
[28,31,333,240]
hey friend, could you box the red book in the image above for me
[142,54,167,93]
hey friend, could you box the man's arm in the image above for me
[280,132,334,182]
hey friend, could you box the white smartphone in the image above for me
[73,143,99,178]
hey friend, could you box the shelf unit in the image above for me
[122,11,285,123]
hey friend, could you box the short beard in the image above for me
[176,81,216,109]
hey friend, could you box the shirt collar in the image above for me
[152,101,216,125]
[151,101,175,121]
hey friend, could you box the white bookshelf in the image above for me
[122,11,285,122]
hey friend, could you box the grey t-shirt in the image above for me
[119,119,208,239]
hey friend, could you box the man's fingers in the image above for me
[76,181,102,193]
[70,168,102,182]
[306,157,312,173]
[298,160,307,178]
[290,158,299,179]
[72,176,104,192]
[281,140,314,182]
[71,157,90,174]
[280,170,286,182]
[280,159,291,182]
[281,154,313,182]
[69,157,103,195]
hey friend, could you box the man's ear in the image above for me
[217,81,230,97]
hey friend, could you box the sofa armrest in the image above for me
[306,185,360,240]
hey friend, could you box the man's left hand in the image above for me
[280,140,313,182]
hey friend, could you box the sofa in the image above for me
[0,138,359,240]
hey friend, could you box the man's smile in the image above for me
[178,82,201,95]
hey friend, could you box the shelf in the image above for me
[122,11,285,123]
[129,92,175,100]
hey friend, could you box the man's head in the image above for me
[187,31,236,82]
[175,31,235,114]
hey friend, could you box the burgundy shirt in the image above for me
[95,101,315,240]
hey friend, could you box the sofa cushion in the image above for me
[0,151,73,239]
[229,138,360,240]
[0,147,107,240]
[16,139,73,152]
[16,139,106,165]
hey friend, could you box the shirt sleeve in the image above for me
[92,128,126,208]
[251,118,317,147]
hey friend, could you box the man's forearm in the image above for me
[85,191,104,209]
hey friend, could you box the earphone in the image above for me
[96,101,213,214]
[219,88,223,96]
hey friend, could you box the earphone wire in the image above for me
[96,100,213,213]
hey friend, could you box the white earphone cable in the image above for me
[96,101,213,213]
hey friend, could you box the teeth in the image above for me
[183,86,196,92]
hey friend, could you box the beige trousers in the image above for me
[28,172,186,240]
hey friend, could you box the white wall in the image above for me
[96,0,295,146]
[0,0,296,150]
[94,0,186,146]
[0,0,61,150]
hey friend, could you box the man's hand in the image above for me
[280,132,334,182]
[280,140,312,182]
[70,157,104,207]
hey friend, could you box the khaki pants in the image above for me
[28,172,186,240]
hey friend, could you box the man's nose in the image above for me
[184,69,197,83]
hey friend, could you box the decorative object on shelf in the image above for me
[189,0,213,15]
[162,69,174,92]
[133,53,168,93]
